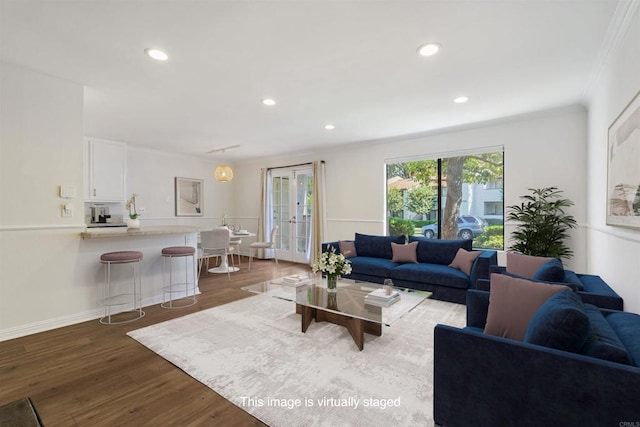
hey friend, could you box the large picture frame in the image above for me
[607,89,640,229]
[175,177,204,217]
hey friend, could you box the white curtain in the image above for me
[258,168,274,259]
[310,160,327,265]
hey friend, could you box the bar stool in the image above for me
[99,251,144,325]
[161,246,197,309]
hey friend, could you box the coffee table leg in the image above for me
[300,304,314,333]
[346,317,365,351]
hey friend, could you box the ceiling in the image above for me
[1,1,621,161]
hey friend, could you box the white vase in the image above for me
[127,218,140,229]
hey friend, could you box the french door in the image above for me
[270,167,313,264]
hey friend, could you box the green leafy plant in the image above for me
[389,218,415,238]
[473,225,504,250]
[387,188,404,217]
[507,187,577,259]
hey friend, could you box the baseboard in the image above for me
[0,288,200,342]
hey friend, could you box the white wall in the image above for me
[0,62,86,336]
[124,145,234,228]
[234,106,589,272]
[586,4,640,313]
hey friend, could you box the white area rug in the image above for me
[127,295,465,426]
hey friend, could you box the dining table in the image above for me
[208,230,256,274]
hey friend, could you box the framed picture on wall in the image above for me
[607,89,640,229]
[175,177,204,217]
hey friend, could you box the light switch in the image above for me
[62,203,73,218]
[60,185,76,199]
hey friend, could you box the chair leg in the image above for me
[274,249,278,270]
[249,248,253,270]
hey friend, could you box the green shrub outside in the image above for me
[389,218,416,237]
[474,225,504,250]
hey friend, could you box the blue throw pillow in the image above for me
[524,290,590,353]
[354,233,405,260]
[408,236,472,265]
[532,258,565,282]
[581,304,633,365]
[561,270,585,291]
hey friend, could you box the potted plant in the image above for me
[125,193,141,229]
[506,187,577,259]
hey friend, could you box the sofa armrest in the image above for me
[476,278,491,292]
[434,325,640,427]
[466,290,489,328]
[490,265,506,274]
[469,250,497,288]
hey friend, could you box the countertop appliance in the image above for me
[89,205,126,227]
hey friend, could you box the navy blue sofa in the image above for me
[478,265,624,310]
[434,290,640,426]
[322,233,497,304]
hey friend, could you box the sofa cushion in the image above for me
[484,274,570,341]
[354,233,405,259]
[581,304,633,366]
[524,290,590,353]
[338,240,357,258]
[531,258,565,282]
[391,241,418,263]
[389,263,471,289]
[506,252,554,278]
[449,248,481,276]
[606,312,640,367]
[408,236,472,265]
[347,256,397,278]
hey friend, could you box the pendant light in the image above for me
[215,165,234,182]
[207,145,240,182]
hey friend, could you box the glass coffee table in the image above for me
[242,276,430,351]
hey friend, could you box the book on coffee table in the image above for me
[271,275,310,287]
[364,289,401,307]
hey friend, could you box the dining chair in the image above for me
[248,225,279,270]
[229,235,242,265]
[199,228,233,279]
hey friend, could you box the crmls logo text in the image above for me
[619,422,640,427]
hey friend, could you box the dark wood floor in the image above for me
[0,258,310,426]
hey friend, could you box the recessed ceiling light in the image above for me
[324,124,335,130]
[417,43,441,57]
[261,98,276,106]
[144,48,168,61]
[454,96,470,104]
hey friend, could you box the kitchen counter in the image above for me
[80,225,210,239]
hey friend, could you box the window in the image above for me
[386,149,504,249]
[484,201,503,216]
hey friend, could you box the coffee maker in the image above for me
[90,205,111,224]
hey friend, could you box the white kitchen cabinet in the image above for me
[86,139,126,202]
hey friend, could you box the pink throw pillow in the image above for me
[506,252,554,279]
[484,273,570,341]
[449,248,481,276]
[338,241,357,258]
[391,241,418,263]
